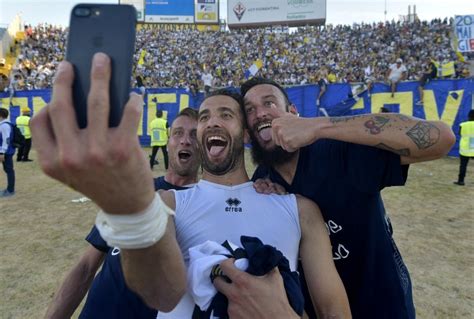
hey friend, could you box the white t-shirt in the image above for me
[201,73,213,87]
[158,180,301,318]
[388,63,407,82]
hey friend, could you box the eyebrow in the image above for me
[199,106,237,115]
[198,109,209,117]
[217,106,237,114]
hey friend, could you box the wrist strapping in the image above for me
[95,193,174,249]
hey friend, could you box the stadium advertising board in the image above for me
[227,0,326,28]
[454,15,474,52]
[195,0,219,24]
[120,0,145,22]
[145,0,195,24]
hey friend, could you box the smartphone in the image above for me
[66,4,137,128]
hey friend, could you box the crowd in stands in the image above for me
[2,18,471,91]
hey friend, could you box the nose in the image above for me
[180,133,192,146]
[255,105,268,120]
[206,114,222,128]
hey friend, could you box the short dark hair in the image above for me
[0,108,9,119]
[380,107,390,113]
[240,77,291,108]
[202,88,244,111]
[156,110,163,118]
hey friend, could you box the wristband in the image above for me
[95,193,174,249]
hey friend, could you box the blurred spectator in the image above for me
[416,57,437,105]
[386,58,407,97]
[201,69,214,96]
[316,68,328,106]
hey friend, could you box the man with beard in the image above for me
[45,108,201,319]
[156,90,351,318]
[232,77,455,319]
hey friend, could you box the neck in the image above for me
[273,150,300,185]
[164,171,198,187]
[202,158,249,186]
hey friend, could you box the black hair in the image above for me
[0,108,9,119]
[240,77,291,110]
[203,88,243,108]
[380,107,390,113]
[156,110,163,118]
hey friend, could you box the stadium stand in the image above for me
[3,18,472,91]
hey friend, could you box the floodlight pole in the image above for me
[384,0,387,22]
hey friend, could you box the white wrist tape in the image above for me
[95,193,175,249]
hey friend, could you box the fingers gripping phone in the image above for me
[66,4,137,128]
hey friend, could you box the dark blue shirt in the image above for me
[79,176,189,319]
[252,139,415,319]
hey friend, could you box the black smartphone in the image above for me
[66,4,137,128]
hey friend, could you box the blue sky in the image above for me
[0,0,470,27]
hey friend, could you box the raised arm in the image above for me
[271,113,455,164]
[297,195,352,318]
[45,246,105,319]
[31,54,185,312]
[120,190,186,312]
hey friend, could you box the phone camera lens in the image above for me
[74,7,91,17]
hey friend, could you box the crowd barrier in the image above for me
[1,78,473,156]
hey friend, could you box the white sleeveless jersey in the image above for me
[158,180,301,318]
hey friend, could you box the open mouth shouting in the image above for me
[205,134,229,158]
[177,150,192,162]
[255,121,273,142]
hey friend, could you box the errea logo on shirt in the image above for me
[225,198,243,212]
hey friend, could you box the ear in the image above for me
[289,104,298,115]
[243,128,251,144]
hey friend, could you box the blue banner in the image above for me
[1,79,473,156]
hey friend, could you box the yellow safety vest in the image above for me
[15,115,31,139]
[459,121,474,157]
[149,117,168,146]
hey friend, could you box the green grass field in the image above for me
[0,149,472,318]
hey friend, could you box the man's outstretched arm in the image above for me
[31,54,185,312]
[45,246,105,319]
[271,113,455,164]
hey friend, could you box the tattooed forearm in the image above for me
[375,143,411,156]
[395,114,411,122]
[364,116,390,135]
[406,121,440,149]
[329,116,358,123]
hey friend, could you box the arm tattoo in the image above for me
[364,116,390,135]
[329,115,358,123]
[406,121,440,149]
[395,114,411,122]
[375,143,411,156]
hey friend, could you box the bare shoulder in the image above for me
[158,190,176,211]
[295,194,324,227]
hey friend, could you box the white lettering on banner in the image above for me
[111,247,121,256]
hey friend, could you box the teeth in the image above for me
[257,123,271,131]
[207,136,226,142]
